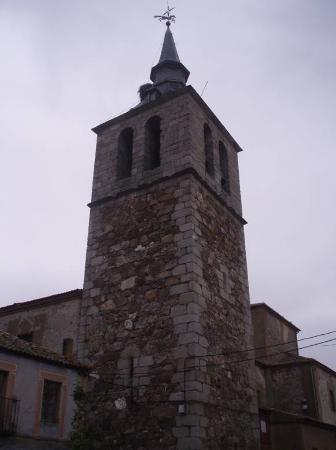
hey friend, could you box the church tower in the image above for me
[78,10,260,450]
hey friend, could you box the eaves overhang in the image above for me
[150,60,190,83]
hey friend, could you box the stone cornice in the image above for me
[88,167,247,226]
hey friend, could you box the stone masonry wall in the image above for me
[0,437,69,450]
[313,366,336,425]
[90,92,193,204]
[80,175,205,449]
[251,307,299,361]
[0,294,81,355]
[90,88,242,216]
[263,313,298,360]
[266,363,317,418]
[79,174,259,449]
[188,177,259,449]
[79,88,259,449]
[187,94,243,216]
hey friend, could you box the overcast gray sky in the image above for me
[1,0,335,369]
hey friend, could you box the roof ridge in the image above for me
[0,329,89,370]
[0,289,83,314]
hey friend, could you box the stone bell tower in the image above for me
[78,10,260,450]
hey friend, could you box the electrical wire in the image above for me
[91,328,336,377]
[91,334,336,383]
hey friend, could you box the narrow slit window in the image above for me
[219,141,230,192]
[41,380,62,424]
[204,124,214,176]
[62,338,74,358]
[117,128,134,180]
[330,390,336,411]
[144,116,161,170]
[0,370,8,398]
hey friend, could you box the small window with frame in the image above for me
[41,380,62,424]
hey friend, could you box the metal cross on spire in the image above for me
[154,3,176,27]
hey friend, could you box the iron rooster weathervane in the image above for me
[154,4,176,27]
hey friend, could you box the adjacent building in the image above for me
[0,290,82,359]
[0,329,87,449]
[252,303,336,450]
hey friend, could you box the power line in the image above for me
[203,336,336,370]
[90,337,336,413]
[94,334,336,379]
[194,329,336,360]
[92,328,336,378]
[92,334,336,382]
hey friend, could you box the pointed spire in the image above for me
[137,7,190,104]
[158,26,180,64]
[150,24,190,94]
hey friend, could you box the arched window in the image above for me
[144,116,161,170]
[62,338,74,358]
[204,124,214,176]
[219,141,230,192]
[117,128,134,180]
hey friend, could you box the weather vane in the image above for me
[154,4,176,27]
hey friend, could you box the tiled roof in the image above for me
[0,330,88,371]
[0,289,83,315]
